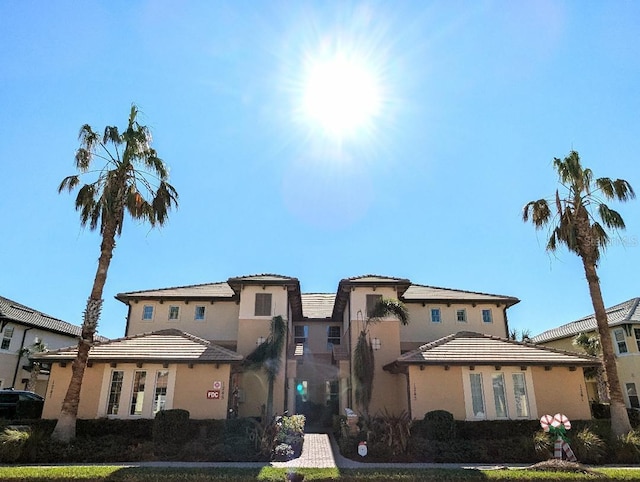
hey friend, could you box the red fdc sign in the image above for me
[207,390,221,400]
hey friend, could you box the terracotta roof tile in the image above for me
[116,282,235,301]
[388,331,598,367]
[34,329,243,363]
[301,294,335,319]
[403,284,519,305]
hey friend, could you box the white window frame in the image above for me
[142,305,154,321]
[430,308,441,323]
[634,328,640,352]
[1,327,14,350]
[106,370,124,416]
[327,326,341,350]
[194,305,206,321]
[492,373,509,419]
[627,382,640,409]
[469,373,485,419]
[294,325,308,346]
[512,373,530,418]
[463,367,536,420]
[482,309,493,323]
[456,309,467,322]
[168,306,180,321]
[614,328,628,355]
[129,370,147,416]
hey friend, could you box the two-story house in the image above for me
[532,297,640,409]
[0,295,97,395]
[38,274,598,422]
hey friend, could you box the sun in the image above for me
[301,53,382,139]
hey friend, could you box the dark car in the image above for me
[0,389,44,419]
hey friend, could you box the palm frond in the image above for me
[58,175,80,193]
[368,298,409,325]
[353,330,375,414]
[597,204,626,229]
[522,199,551,228]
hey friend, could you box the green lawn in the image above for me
[2,466,640,481]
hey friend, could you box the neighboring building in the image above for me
[532,298,640,409]
[0,295,96,395]
[38,274,598,421]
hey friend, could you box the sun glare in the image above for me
[301,54,381,139]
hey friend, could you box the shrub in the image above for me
[422,410,455,441]
[591,402,610,419]
[573,427,606,464]
[533,430,554,460]
[153,409,190,447]
[614,430,640,464]
[372,409,411,457]
[273,443,294,461]
[15,399,43,420]
[0,428,30,463]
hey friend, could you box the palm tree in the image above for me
[53,105,178,442]
[573,332,609,403]
[353,298,409,417]
[244,315,287,422]
[523,150,634,436]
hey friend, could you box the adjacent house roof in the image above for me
[0,295,107,340]
[532,298,640,344]
[384,331,599,373]
[402,284,520,307]
[333,275,412,319]
[34,329,243,364]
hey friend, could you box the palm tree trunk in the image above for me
[582,258,631,436]
[51,221,117,442]
[595,365,610,403]
[266,377,274,422]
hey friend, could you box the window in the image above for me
[430,308,441,323]
[153,370,169,414]
[294,326,308,346]
[142,305,154,320]
[635,328,640,351]
[327,326,341,350]
[614,329,628,354]
[492,373,508,418]
[255,293,272,316]
[469,373,485,418]
[366,294,383,317]
[168,306,180,320]
[107,371,124,415]
[482,309,493,323]
[1,327,14,350]
[325,380,339,402]
[627,383,640,409]
[194,306,205,321]
[456,309,467,322]
[512,373,530,417]
[130,371,146,416]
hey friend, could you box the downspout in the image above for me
[12,326,32,388]
[347,296,352,409]
[404,370,411,418]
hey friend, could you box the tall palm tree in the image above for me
[573,332,609,403]
[19,339,47,392]
[244,315,287,422]
[523,150,634,436]
[353,298,409,417]
[53,105,178,442]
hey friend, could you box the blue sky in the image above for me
[1,1,639,341]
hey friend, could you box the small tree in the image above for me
[573,332,609,403]
[19,340,47,392]
[523,150,634,436]
[353,298,408,417]
[53,105,178,442]
[244,315,287,422]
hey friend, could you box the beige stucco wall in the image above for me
[173,364,231,419]
[42,362,103,419]
[541,328,640,407]
[408,365,466,419]
[403,303,508,343]
[531,366,591,420]
[126,300,240,341]
[238,369,286,418]
[238,285,289,319]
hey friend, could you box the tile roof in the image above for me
[402,284,519,306]
[344,275,412,284]
[0,295,108,340]
[532,298,640,343]
[34,329,243,363]
[301,294,335,319]
[385,331,598,370]
[115,282,235,302]
[227,274,299,283]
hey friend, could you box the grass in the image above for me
[2,466,640,481]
